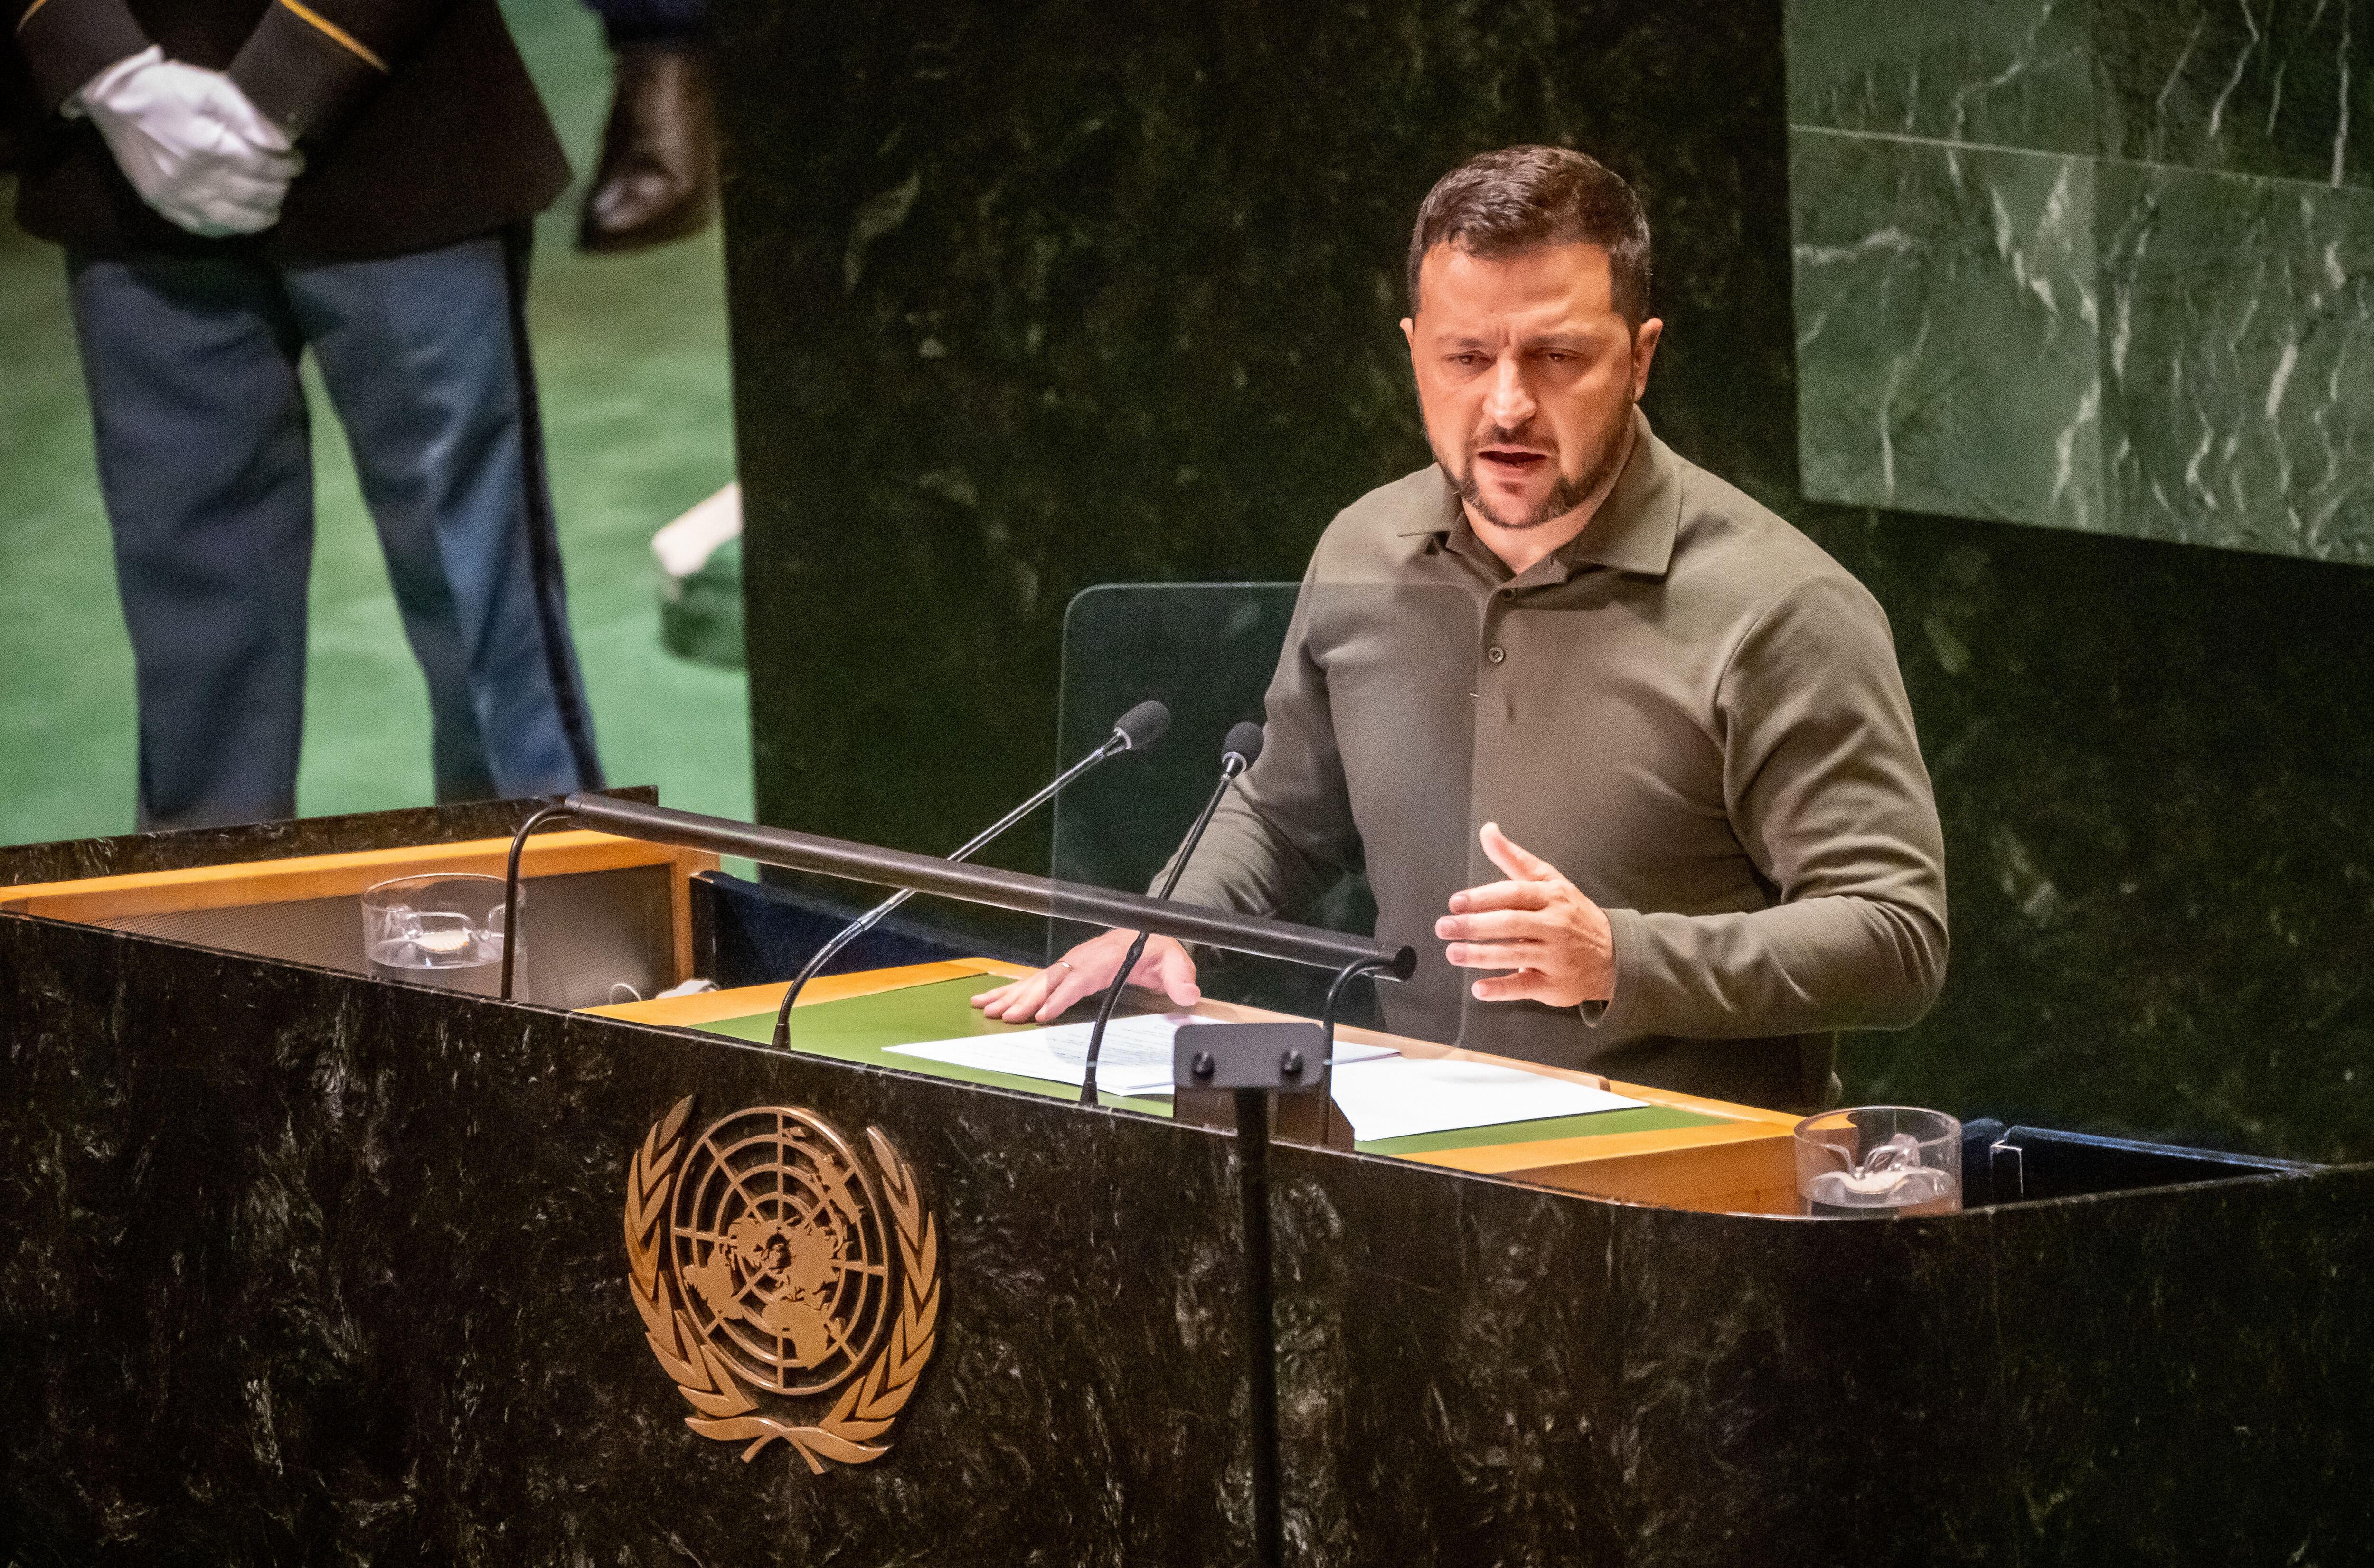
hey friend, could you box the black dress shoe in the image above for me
[577,41,718,254]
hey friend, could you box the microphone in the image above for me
[1080,719,1265,1105]
[769,699,1169,1049]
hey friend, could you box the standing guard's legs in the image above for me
[289,230,603,800]
[66,250,314,831]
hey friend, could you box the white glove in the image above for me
[68,46,304,238]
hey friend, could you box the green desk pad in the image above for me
[695,976,1728,1157]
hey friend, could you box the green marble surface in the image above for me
[2099,161,2374,560]
[1788,0,2373,188]
[1793,132,2104,530]
[1787,0,2374,561]
[1788,0,2101,156]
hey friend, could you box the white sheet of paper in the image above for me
[885,1014,1394,1099]
[1323,1055,1642,1142]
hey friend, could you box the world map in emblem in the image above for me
[669,1106,894,1397]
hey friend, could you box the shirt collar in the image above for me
[1396,408,1680,584]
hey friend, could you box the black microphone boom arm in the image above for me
[554,792,1413,979]
[762,701,1168,1042]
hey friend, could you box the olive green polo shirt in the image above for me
[1169,411,1948,1109]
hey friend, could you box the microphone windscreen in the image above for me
[1222,720,1265,768]
[1112,699,1170,751]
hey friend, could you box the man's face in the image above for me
[1401,242,1662,536]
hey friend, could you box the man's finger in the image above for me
[1470,969,1552,1003]
[1479,821,1560,884]
[970,976,1038,1010]
[1136,942,1202,1006]
[973,974,1047,1020]
[1032,964,1106,1023]
[1436,907,1554,942]
[1444,939,1546,970]
[1447,878,1551,914]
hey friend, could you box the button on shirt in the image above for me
[1168,411,1948,1109]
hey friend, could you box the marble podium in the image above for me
[2,799,2368,1564]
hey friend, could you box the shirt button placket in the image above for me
[1481,586,1519,726]
[1485,587,1513,671]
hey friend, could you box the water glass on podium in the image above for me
[1794,1106,1962,1217]
[361,873,511,998]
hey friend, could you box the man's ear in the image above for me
[1400,316,1416,356]
[1630,317,1664,400]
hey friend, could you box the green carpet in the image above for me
[0,0,748,847]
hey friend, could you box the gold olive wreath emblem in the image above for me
[624,1097,939,1471]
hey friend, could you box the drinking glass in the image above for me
[1794,1106,1961,1217]
[361,873,511,997]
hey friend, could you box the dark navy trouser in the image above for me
[67,231,603,831]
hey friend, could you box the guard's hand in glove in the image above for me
[69,46,303,238]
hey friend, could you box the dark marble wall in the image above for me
[716,0,2374,1164]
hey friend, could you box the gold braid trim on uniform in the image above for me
[276,0,389,72]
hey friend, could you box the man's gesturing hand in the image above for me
[970,928,1201,1023]
[1435,822,1615,1008]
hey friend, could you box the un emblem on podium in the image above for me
[624,1098,940,1471]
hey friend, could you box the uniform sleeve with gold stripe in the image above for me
[228,0,452,142]
[10,0,150,113]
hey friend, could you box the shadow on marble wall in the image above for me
[716,0,2374,1164]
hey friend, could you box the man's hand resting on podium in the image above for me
[964,925,1196,1020]
[1436,822,1616,1009]
[970,928,1202,1023]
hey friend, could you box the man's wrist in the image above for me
[227,0,392,144]
[63,43,160,120]
[1578,905,1637,1028]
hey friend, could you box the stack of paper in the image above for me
[1323,1056,1642,1141]
[885,1014,1394,1099]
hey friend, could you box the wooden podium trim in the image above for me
[592,959,1802,1214]
[0,831,719,988]
[584,958,1030,1027]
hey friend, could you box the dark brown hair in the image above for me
[1406,145,1652,325]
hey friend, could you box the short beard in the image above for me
[1446,400,1633,532]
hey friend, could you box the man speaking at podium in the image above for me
[979,146,1948,1110]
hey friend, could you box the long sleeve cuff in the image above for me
[1578,898,1946,1041]
[14,0,149,112]
[226,0,392,142]
[1579,905,1641,1029]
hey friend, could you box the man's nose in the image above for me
[1482,352,1536,429]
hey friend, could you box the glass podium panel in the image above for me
[1053,583,1378,1020]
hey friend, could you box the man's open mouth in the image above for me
[1477,448,1550,473]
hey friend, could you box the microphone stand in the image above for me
[1079,727,1258,1106]
[770,704,1166,1051]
